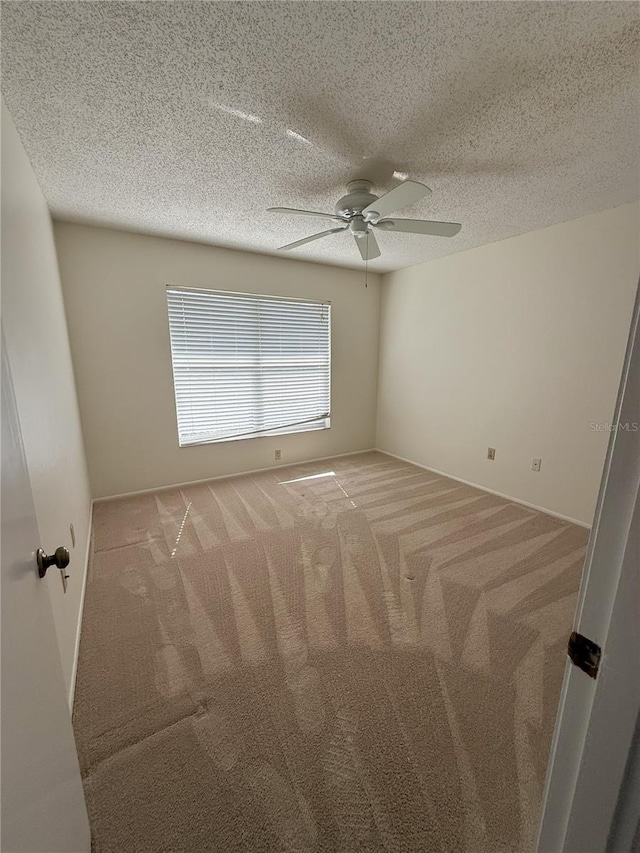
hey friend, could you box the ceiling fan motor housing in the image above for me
[335,179,380,222]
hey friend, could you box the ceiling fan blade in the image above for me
[354,231,381,261]
[268,207,343,222]
[362,180,432,221]
[375,218,462,237]
[277,226,347,252]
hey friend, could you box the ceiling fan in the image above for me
[267,179,461,260]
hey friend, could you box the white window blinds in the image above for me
[166,287,331,446]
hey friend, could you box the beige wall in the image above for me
[1,102,92,701]
[42,192,637,529]
[376,203,639,526]
[54,222,381,498]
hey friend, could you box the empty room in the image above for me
[1,2,639,852]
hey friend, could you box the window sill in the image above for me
[178,418,331,447]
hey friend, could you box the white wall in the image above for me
[376,203,639,526]
[1,102,92,701]
[54,222,381,498]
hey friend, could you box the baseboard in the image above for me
[95,448,378,502]
[68,499,93,710]
[375,448,592,530]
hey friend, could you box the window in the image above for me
[166,287,331,446]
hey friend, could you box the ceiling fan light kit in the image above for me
[268,179,462,262]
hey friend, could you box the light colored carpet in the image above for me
[73,451,588,853]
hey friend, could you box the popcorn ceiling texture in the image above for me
[1,1,639,272]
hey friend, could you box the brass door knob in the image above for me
[37,546,70,579]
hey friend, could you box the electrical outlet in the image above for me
[487,447,496,461]
[275,449,282,461]
[70,523,76,548]
[531,458,542,472]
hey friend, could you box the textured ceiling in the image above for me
[1,2,639,272]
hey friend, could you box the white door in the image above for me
[537,277,640,853]
[1,331,90,852]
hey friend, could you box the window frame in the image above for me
[165,285,332,447]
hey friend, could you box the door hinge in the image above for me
[567,631,601,678]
